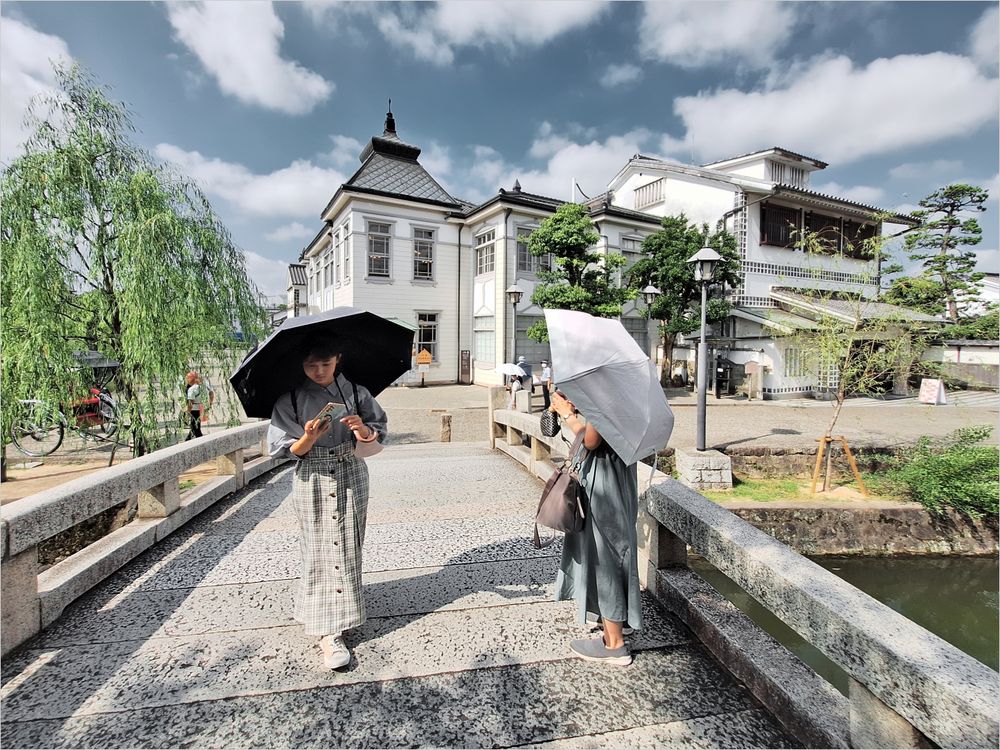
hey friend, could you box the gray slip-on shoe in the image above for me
[569,636,633,666]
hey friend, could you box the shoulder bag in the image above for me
[532,430,587,548]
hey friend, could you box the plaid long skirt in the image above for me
[292,443,370,636]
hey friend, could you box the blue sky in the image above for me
[2,1,997,298]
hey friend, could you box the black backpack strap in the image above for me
[291,387,299,424]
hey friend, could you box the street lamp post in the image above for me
[505,283,523,364]
[686,247,721,452]
[641,283,661,363]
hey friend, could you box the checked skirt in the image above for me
[291,442,370,636]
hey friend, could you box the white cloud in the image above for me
[969,6,999,75]
[326,135,363,168]
[638,1,797,70]
[663,53,999,165]
[264,222,316,242]
[420,141,453,178]
[600,63,642,88]
[243,250,291,297]
[811,182,886,207]
[888,159,966,181]
[155,143,346,218]
[165,1,333,114]
[0,17,71,162]
[353,1,608,65]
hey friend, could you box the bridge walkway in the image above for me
[2,442,794,748]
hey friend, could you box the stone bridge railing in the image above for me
[1,422,286,656]
[488,389,999,750]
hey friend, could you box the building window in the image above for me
[784,348,805,378]
[334,229,342,284]
[475,229,495,275]
[805,212,841,254]
[769,162,807,188]
[517,227,552,274]
[323,249,333,287]
[413,228,434,280]
[760,203,800,248]
[417,313,438,361]
[474,315,495,364]
[842,220,878,259]
[367,221,391,278]
[620,237,643,273]
[342,223,351,282]
[621,317,648,354]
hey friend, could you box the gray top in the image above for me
[267,374,388,459]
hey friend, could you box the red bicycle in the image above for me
[11,387,121,456]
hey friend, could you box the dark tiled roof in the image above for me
[771,185,917,225]
[288,263,307,286]
[771,288,940,324]
[703,147,828,169]
[347,152,458,205]
[585,193,662,226]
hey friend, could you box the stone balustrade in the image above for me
[488,396,999,749]
[1,422,286,656]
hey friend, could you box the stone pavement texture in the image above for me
[1,443,795,749]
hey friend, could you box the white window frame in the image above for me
[473,315,495,365]
[783,347,804,378]
[366,220,392,279]
[413,227,435,281]
[334,229,342,285]
[416,311,440,362]
[620,236,643,272]
[475,229,496,275]
[341,221,351,283]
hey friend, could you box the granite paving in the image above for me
[1,442,797,748]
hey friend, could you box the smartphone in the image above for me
[313,401,347,426]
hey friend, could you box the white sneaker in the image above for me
[320,634,351,669]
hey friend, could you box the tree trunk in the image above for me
[660,333,675,387]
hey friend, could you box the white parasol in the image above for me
[496,363,527,377]
[544,308,673,466]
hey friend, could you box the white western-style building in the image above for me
[287,111,933,398]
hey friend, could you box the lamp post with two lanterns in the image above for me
[685,247,722,452]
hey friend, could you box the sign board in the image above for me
[918,378,947,405]
[460,350,471,384]
[417,364,430,374]
[416,349,433,366]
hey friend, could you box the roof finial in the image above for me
[384,99,396,137]
[512,179,521,193]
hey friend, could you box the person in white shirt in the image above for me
[185,371,214,440]
[540,360,552,409]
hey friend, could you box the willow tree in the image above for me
[1,63,265,457]
[525,202,635,341]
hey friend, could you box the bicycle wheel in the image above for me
[79,394,121,441]
[11,401,65,456]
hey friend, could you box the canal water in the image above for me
[690,555,999,695]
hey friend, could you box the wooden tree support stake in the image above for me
[811,435,869,496]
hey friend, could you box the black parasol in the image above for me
[230,307,415,418]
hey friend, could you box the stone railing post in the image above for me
[217,449,246,490]
[138,477,180,518]
[0,546,41,654]
[487,386,507,447]
[530,435,551,464]
[849,678,934,749]
[637,505,687,589]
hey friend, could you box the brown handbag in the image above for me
[532,430,588,548]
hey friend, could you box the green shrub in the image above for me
[868,426,998,518]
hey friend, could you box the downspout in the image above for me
[502,208,513,362]
[456,221,463,382]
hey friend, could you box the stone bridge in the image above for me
[1,403,997,749]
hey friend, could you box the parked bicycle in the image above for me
[11,387,122,456]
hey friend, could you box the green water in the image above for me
[689,555,999,695]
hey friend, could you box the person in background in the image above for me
[539,360,552,410]
[548,389,642,666]
[184,371,214,440]
[507,374,523,409]
[517,355,534,394]
[268,338,387,671]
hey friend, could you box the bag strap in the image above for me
[291,387,299,424]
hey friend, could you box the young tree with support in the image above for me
[789,216,935,493]
[1,63,266,462]
[625,215,739,386]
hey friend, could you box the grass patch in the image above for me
[702,476,801,502]
[178,479,198,491]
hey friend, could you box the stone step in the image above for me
[3,593,689,721]
[1,646,783,749]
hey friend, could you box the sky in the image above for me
[1,1,998,300]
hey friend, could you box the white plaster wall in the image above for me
[923,345,1000,366]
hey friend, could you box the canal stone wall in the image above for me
[724,502,999,556]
